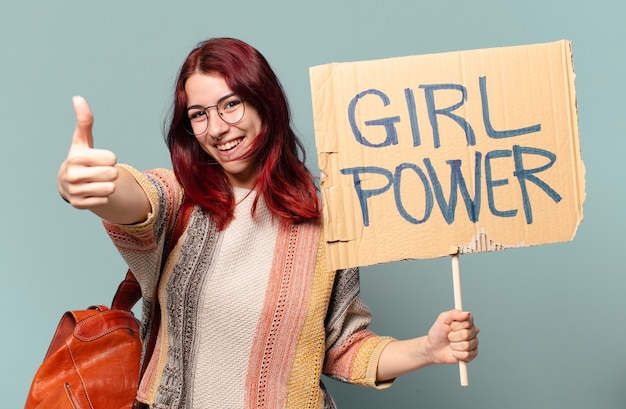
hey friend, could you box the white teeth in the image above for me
[217,138,242,151]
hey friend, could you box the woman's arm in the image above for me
[376,310,479,382]
[58,96,150,224]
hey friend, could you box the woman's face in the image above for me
[184,72,262,189]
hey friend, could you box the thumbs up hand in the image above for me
[58,96,119,209]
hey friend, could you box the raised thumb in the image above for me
[71,95,94,149]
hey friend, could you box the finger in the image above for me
[67,193,115,209]
[66,147,117,168]
[449,326,480,343]
[66,180,116,198]
[450,342,479,362]
[450,318,475,332]
[65,163,119,185]
[452,336,479,352]
[71,96,94,149]
[438,310,472,328]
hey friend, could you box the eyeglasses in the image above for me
[184,95,246,136]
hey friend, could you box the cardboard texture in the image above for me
[310,40,585,271]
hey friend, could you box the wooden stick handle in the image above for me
[452,253,469,386]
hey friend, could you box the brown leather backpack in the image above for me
[25,197,193,409]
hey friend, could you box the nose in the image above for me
[206,109,229,141]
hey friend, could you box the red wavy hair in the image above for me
[165,38,320,229]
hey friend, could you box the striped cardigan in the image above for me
[104,166,395,408]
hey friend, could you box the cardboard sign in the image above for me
[310,40,585,271]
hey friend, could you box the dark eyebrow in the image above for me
[186,93,237,111]
[186,104,204,111]
[217,93,237,103]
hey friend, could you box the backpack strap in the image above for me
[110,271,142,312]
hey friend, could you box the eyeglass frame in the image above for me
[183,94,246,136]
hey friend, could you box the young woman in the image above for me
[58,37,479,409]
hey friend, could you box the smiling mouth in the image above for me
[217,137,243,151]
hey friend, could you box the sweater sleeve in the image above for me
[322,267,396,389]
[102,165,183,300]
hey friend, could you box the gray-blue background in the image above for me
[2,1,623,408]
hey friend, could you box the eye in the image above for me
[188,110,206,121]
[221,97,242,112]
